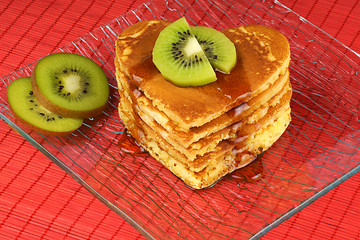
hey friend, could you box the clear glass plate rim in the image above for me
[0,0,359,239]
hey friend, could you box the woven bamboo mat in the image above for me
[0,0,359,239]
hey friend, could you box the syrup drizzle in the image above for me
[118,130,147,156]
[118,131,264,186]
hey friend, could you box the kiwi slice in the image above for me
[152,17,217,87]
[31,53,109,119]
[7,77,83,135]
[191,26,237,73]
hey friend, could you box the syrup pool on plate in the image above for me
[118,130,147,156]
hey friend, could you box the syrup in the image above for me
[118,130,147,156]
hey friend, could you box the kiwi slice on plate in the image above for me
[152,17,216,87]
[7,77,83,135]
[31,53,109,119]
[191,26,237,73]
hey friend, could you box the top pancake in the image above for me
[116,19,290,129]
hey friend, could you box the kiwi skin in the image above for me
[12,109,81,136]
[31,53,109,119]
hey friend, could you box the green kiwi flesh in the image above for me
[31,53,109,118]
[152,17,217,87]
[7,77,83,135]
[191,26,237,74]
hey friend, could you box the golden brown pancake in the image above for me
[116,20,290,128]
[116,58,291,163]
[117,81,291,173]
[115,19,292,189]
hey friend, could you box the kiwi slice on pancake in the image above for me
[152,17,217,87]
[7,77,83,135]
[152,18,237,87]
[191,26,237,73]
[31,53,109,118]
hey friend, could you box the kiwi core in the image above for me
[62,74,82,93]
[184,37,203,57]
[38,105,53,115]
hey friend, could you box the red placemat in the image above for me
[0,0,359,239]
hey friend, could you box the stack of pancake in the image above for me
[115,20,291,189]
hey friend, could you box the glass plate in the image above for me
[1,0,360,239]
